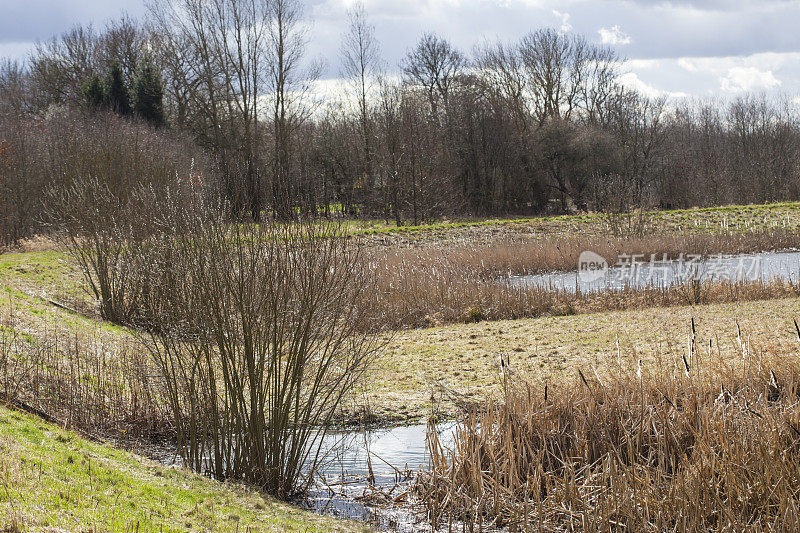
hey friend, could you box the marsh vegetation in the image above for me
[419,321,800,531]
[2,0,800,531]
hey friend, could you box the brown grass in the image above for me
[366,228,800,328]
[0,306,168,443]
[417,320,800,531]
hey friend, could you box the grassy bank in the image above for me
[354,201,800,245]
[0,406,368,532]
[367,296,800,422]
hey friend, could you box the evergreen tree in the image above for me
[81,75,105,109]
[105,61,132,116]
[132,58,165,127]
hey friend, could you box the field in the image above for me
[3,249,798,424]
[368,296,800,421]
[5,3,800,528]
[352,201,800,245]
[2,201,800,530]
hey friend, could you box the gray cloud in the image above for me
[0,0,145,43]
[617,0,794,9]
[3,0,799,97]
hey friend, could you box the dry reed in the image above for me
[0,307,168,442]
[366,228,800,329]
[417,321,800,531]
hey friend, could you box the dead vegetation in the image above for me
[0,307,168,442]
[417,320,800,531]
[366,228,800,329]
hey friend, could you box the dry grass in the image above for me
[417,319,800,531]
[419,229,800,276]
[362,227,800,329]
[0,304,168,443]
[364,297,800,422]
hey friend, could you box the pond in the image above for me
[508,250,800,294]
[307,422,456,531]
[151,422,457,531]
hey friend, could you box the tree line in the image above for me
[1,0,800,239]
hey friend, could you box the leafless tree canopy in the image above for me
[2,2,800,239]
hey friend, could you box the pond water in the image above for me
[307,422,456,531]
[509,250,800,294]
[151,423,457,531]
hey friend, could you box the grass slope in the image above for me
[369,296,800,421]
[0,406,368,533]
[353,201,800,244]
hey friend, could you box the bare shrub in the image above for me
[0,108,206,251]
[40,110,207,322]
[46,177,197,324]
[138,214,384,499]
[47,177,142,323]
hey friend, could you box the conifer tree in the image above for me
[81,75,105,109]
[105,61,132,116]
[133,58,165,127]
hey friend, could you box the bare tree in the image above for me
[29,25,99,109]
[268,0,318,220]
[148,0,272,219]
[474,41,530,133]
[0,60,30,119]
[402,33,466,117]
[340,1,381,193]
[518,29,619,126]
[603,89,667,208]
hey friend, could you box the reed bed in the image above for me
[365,228,800,329]
[417,321,800,531]
[438,229,800,277]
[0,307,168,442]
[368,265,799,330]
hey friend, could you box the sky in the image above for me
[1,0,799,100]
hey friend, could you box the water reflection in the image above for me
[307,423,456,531]
[509,251,800,294]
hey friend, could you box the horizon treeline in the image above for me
[1,0,799,240]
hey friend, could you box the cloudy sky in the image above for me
[2,0,799,100]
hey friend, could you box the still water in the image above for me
[509,250,800,294]
[307,423,456,531]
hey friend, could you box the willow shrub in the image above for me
[138,212,384,499]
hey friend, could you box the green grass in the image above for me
[0,251,133,341]
[0,406,369,532]
[0,250,82,296]
[349,201,800,241]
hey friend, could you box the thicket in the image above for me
[0,7,798,244]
